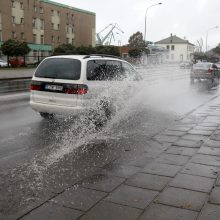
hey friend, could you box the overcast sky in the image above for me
[54,0,220,50]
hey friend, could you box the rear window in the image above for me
[35,58,81,80]
[193,63,211,69]
[87,60,122,81]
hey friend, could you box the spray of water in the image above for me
[29,63,191,174]
[4,63,220,216]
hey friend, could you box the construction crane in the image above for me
[96,23,124,46]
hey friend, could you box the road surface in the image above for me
[0,64,219,217]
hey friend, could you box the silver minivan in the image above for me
[30,54,139,119]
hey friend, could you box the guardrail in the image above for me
[0,77,32,93]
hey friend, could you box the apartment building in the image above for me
[0,0,96,61]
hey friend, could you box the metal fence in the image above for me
[24,55,49,66]
[0,77,31,93]
[1,55,49,67]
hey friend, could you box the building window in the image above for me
[12,16,15,23]
[20,18,24,24]
[57,11,60,16]
[72,27,74,34]
[72,38,74,45]
[166,45,169,50]
[20,2,23,9]
[32,18,36,28]
[66,38,69,44]
[33,34,37,43]
[187,45,192,51]
[57,36,60,42]
[33,6,37,12]
[66,13,69,18]
[51,23,54,29]
[11,0,15,7]
[51,35,54,43]
[66,24,68,33]
[171,45,175,50]
[21,32,24,40]
[40,7,44,13]
[0,31,2,41]
[51,10,54,16]
[166,54,169,59]
[71,14,74,20]
[40,35,44,44]
[40,19,44,29]
[12,32,16,39]
[57,24,60,30]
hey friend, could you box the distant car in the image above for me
[179,61,192,69]
[0,59,9,67]
[190,62,220,84]
[9,58,25,67]
[216,63,220,69]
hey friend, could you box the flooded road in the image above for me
[0,64,219,217]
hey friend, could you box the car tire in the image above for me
[87,108,105,128]
[40,112,54,119]
[89,100,115,128]
[100,100,116,119]
[206,79,214,90]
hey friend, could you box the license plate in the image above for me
[45,84,63,91]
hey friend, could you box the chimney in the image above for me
[170,33,173,43]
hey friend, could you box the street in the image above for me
[0,64,220,219]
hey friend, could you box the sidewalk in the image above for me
[7,96,220,219]
[2,65,220,220]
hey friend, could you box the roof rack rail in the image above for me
[83,54,122,59]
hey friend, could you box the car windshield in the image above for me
[35,58,81,80]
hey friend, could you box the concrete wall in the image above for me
[155,43,194,62]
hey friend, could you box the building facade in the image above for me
[0,0,96,62]
[155,34,194,63]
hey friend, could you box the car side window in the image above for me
[122,62,134,75]
[212,64,217,69]
[87,59,122,81]
[87,60,106,80]
[105,60,122,80]
[122,62,141,80]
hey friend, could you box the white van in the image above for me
[30,54,139,119]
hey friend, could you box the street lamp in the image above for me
[144,3,162,42]
[206,26,218,52]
